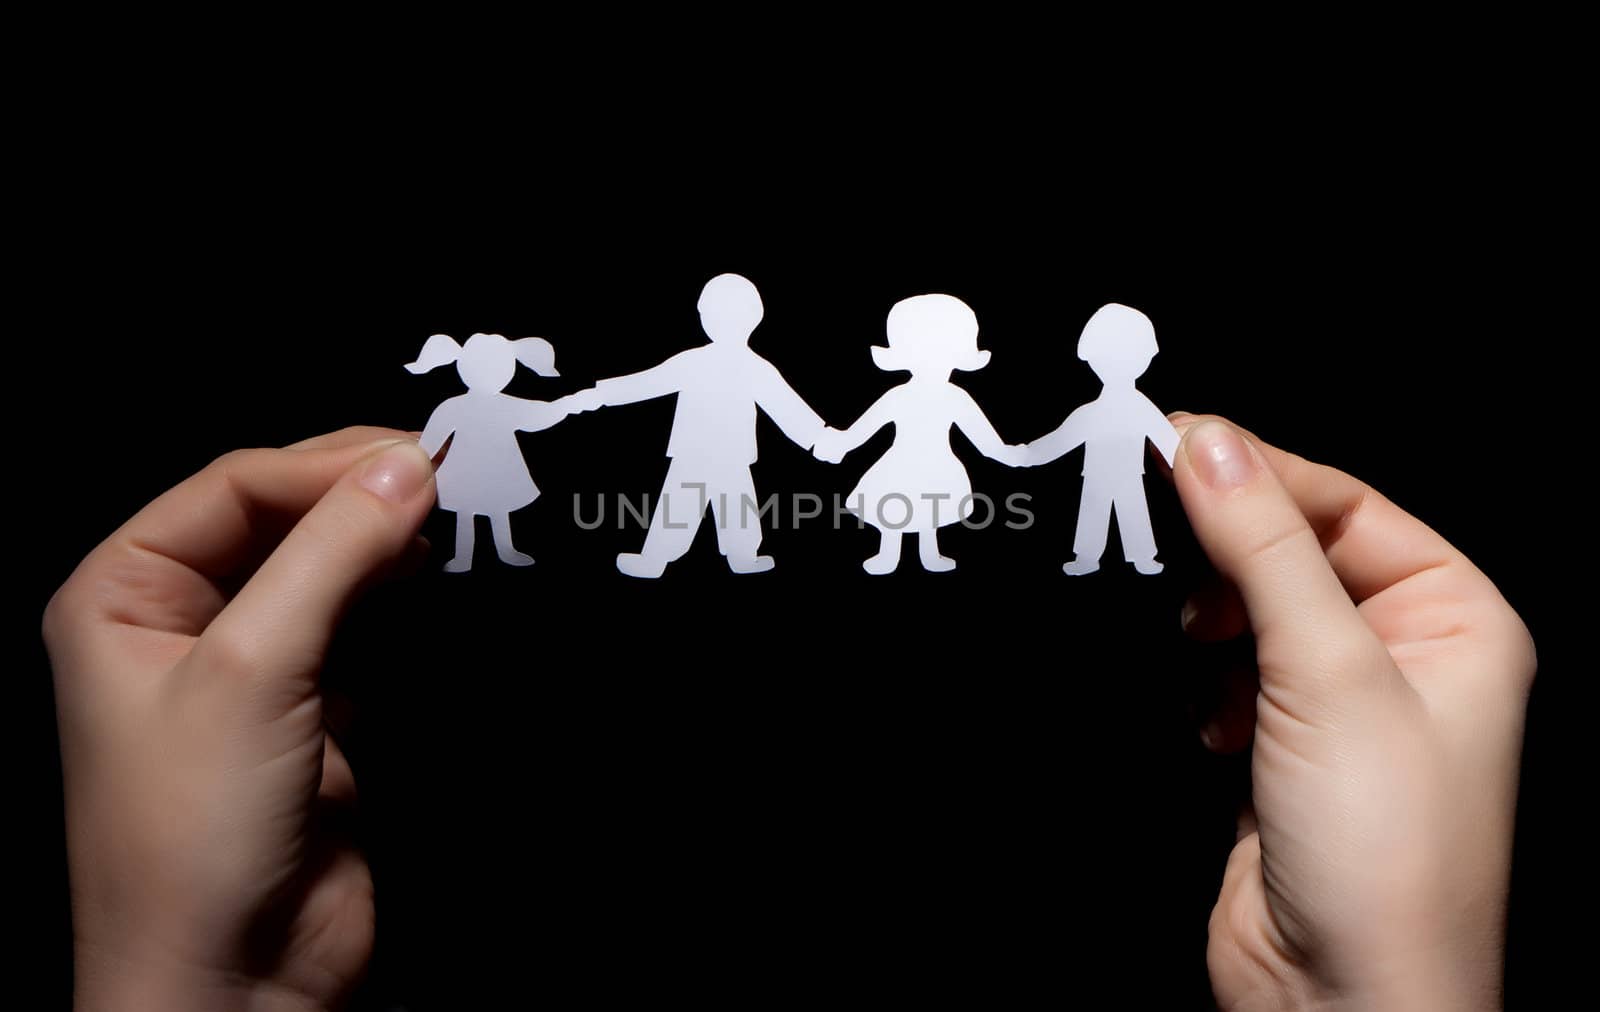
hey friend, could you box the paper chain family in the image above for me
[407,274,1180,578]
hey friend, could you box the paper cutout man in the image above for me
[584,273,833,579]
[815,294,1026,574]
[407,333,586,572]
[1024,303,1179,575]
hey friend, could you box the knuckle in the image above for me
[1239,520,1319,573]
[209,446,259,473]
[204,446,280,486]
[198,626,265,681]
[41,575,86,649]
[1515,620,1538,685]
[1321,636,1383,681]
[41,553,116,655]
[1492,606,1538,689]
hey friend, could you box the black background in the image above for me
[20,72,1580,1008]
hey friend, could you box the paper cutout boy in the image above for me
[407,333,586,572]
[1024,303,1179,575]
[815,294,1026,574]
[584,273,832,579]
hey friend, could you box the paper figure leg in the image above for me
[709,465,774,574]
[489,512,535,567]
[864,529,903,575]
[1113,480,1161,574]
[443,512,475,573]
[617,459,706,579]
[917,527,956,573]
[1065,481,1114,575]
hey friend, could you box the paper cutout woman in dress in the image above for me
[407,333,588,572]
[1023,303,1179,575]
[814,294,1026,574]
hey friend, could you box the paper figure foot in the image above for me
[1132,558,1163,575]
[918,534,957,573]
[488,515,532,567]
[617,552,668,579]
[728,555,776,574]
[1062,557,1101,576]
[863,553,899,575]
[863,530,903,575]
[444,513,476,573]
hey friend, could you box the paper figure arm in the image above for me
[753,359,827,450]
[592,350,694,407]
[1025,405,1090,466]
[418,401,459,458]
[819,389,898,463]
[514,398,573,433]
[1141,396,1180,467]
[953,390,1027,467]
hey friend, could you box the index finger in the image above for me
[1167,412,1470,604]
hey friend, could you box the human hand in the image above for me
[1170,415,1534,1011]
[43,426,437,1011]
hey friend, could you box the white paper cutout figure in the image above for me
[1023,303,1179,575]
[407,333,587,572]
[581,273,834,579]
[813,294,1026,575]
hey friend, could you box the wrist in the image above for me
[1315,947,1500,1012]
[75,940,330,1012]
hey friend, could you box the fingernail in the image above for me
[359,440,434,503]
[1186,422,1257,490]
[1180,597,1200,632]
[1166,410,1193,421]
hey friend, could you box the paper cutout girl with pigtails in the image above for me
[814,294,1027,574]
[407,333,591,572]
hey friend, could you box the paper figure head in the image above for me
[872,294,991,374]
[405,333,560,391]
[1078,304,1157,384]
[698,273,765,345]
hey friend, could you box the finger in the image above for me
[1167,413,1467,604]
[286,426,412,452]
[323,689,358,741]
[1235,803,1257,843]
[319,733,359,809]
[1181,576,1249,643]
[53,438,411,639]
[1173,421,1402,718]
[1199,662,1259,755]
[187,439,436,715]
[396,535,432,580]
[316,734,362,842]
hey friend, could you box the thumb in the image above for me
[184,438,437,716]
[1172,421,1401,723]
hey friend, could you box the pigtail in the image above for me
[405,334,464,374]
[511,337,560,377]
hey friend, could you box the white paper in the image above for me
[1023,303,1179,575]
[582,274,831,578]
[407,333,590,572]
[404,294,1183,580]
[814,293,1026,574]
